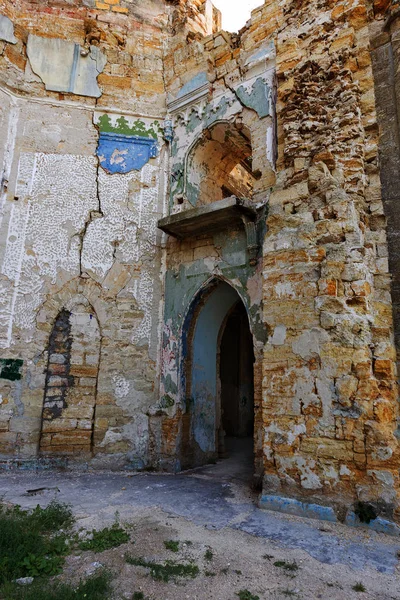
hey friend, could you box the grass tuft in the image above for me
[164,540,179,553]
[273,560,299,572]
[353,582,366,593]
[237,591,260,600]
[0,502,73,584]
[78,525,130,553]
[0,570,112,600]
[125,554,199,582]
[204,548,213,561]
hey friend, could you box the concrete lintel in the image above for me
[157,196,257,239]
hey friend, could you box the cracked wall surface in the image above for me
[0,0,399,526]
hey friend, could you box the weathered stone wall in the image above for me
[262,0,400,520]
[369,2,400,362]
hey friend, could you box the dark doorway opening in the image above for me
[219,301,254,466]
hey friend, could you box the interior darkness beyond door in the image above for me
[220,302,254,443]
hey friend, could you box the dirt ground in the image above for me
[1,444,400,600]
[61,504,400,600]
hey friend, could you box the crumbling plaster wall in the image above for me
[0,0,170,468]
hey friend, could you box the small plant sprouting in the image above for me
[125,554,199,583]
[164,540,179,552]
[281,590,298,598]
[237,590,260,600]
[79,524,130,552]
[263,554,274,560]
[204,548,214,561]
[273,560,299,572]
[205,570,216,577]
[353,582,367,593]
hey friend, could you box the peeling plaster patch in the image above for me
[269,324,286,346]
[368,470,395,487]
[113,374,130,399]
[27,36,106,98]
[292,328,328,359]
[1,153,98,341]
[176,72,209,99]
[323,465,339,483]
[294,373,318,410]
[236,77,271,118]
[340,465,351,477]
[98,133,159,174]
[279,456,323,490]
[0,14,17,44]
[288,423,306,445]
[99,429,123,447]
[275,282,295,298]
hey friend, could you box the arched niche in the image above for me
[39,299,101,456]
[185,120,258,207]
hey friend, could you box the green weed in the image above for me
[204,548,213,561]
[273,560,299,572]
[164,540,179,552]
[79,525,129,552]
[353,582,366,593]
[0,502,73,584]
[237,591,260,600]
[0,570,111,600]
[125,554,199,582]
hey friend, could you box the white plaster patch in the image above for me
[367,470,395,487]
[323,465,339,483]
[275,281,295,299]
[27,36,106,98]
[0,14,17,44]
[292,328,329,359]
[113,374,130,399]
[340,464,351,477]
[269,324,287,346]
[99,430,123,447]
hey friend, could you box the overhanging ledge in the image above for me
[157,197,257,239]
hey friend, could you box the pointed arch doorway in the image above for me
[181,280,255,475]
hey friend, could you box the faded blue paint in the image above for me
[260,495,338,523]
[346,511,400,537]
[176,72,208,98]
[97,132,159,174]
[236,78,271,118]
[191,283,239,453]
